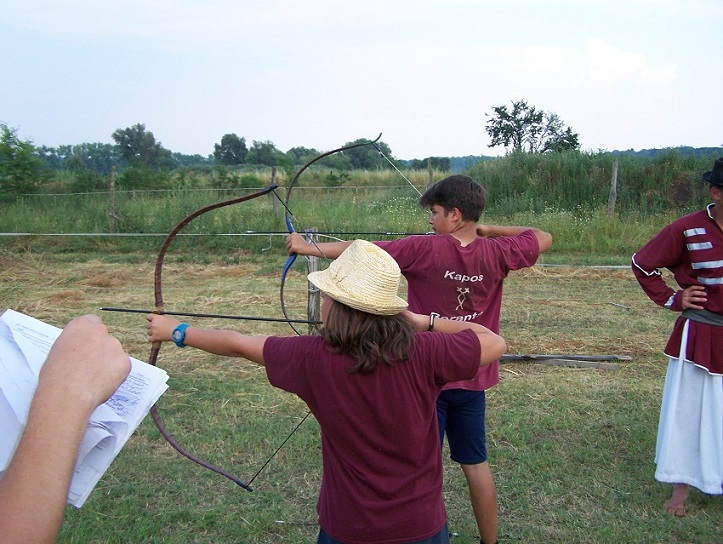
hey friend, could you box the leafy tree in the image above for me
[534,113,580,153]
[285,146,357,170]
[485,99,580,153]
[286,146,320,165]
[409,157,451,171]
[68,143,123,175]
[0,124,47,197]
[213,133,248,165]
[171,152,212,169]
[318,153,353,171]
[36,143,123,175]
[246,140,285,166]
[111,123,173,168]
[342,139,394,170]
[36,145,72,170]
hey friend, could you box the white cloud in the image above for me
[579,38,677,87]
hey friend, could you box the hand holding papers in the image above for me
[0,309,169,508]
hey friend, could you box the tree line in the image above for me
[0,123,412,196]
[3,98,720,201]
[0,98,584,197]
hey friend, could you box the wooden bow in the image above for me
[148,184,279,491]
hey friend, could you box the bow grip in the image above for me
[282,215,297,278]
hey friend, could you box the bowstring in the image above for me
[244,188,327,487]
[270,188,332,264]
[372,142,423,197]
[255,148,420,488]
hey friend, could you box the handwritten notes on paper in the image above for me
[0,309,169,507]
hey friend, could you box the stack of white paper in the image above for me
[0,309,169,508]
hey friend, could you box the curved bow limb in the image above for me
[278,134,382,335]
[279,214,302,335]
[149,184,280,492]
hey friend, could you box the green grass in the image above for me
[1,249,721,543]
[0,182,697,266]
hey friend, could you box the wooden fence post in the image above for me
[271,166,279,219]
[109,165,119,232]
[607,160,618,215]
[305,228,320,335]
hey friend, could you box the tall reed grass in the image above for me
[469,149,716,216]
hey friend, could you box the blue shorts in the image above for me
[436,389,488,465]
[317,521,449,543]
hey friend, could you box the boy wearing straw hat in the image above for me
[632,157,723,516]
[146,239,507,544]
[287,175,552,544]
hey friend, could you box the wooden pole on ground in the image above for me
[501,353,629,371]
[306,228,320,335]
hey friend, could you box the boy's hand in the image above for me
[285,232,308,255]
[145,314,182,343]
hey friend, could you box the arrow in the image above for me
[100,307,322,325]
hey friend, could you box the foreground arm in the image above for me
[0,315,131,544]
[405,312,507,366]
[146,314,269,366]
[476,224,552,253]
[285,232,352,258]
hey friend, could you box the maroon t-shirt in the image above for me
[263,329,480,544]
[377,231,540,390]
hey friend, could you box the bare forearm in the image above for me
[476,224,552,253]
[181,327,269,365]
[477,224,530,237]
[298,241,350,258]
[0,389,94,544]
[286,232,351,258]
[406,312,507,366]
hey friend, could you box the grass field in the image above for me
[1,245,721,544]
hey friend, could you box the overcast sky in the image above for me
[1,0,721,160]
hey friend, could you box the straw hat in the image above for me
[308,240,408,315]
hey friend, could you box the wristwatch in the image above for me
[172,323,189,348]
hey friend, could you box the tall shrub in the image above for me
[0,124,47,198]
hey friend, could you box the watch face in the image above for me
[172,329,182,341]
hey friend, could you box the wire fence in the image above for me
[21,185,420,197]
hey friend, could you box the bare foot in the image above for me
[663,483,688,517]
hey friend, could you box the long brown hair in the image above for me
[321,299,415,375]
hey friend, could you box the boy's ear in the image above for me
[449,207,463,221]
